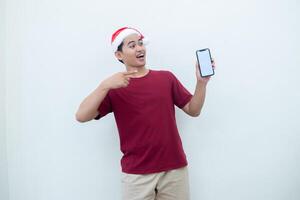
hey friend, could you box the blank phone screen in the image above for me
[196,49,214,77]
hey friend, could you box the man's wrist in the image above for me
[196,80,208,88]
[99,80,111,91]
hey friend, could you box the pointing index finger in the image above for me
[123,71,137,78]
[123,70,138,75]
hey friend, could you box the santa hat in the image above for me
[111,27,147,52]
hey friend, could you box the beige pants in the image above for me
[121,166,190,200]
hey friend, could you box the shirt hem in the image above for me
[178,95,193,109]
[121,162,188,175]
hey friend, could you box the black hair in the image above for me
[117,42,124,64]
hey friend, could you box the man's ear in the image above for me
[115,51,123,61]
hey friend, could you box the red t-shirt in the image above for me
[95,69,193,174]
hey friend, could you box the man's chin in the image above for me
[125,60,146,68]
[135,61,146,67]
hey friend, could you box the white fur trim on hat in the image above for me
[111,27,144,52]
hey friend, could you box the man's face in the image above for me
[115,34,146,67]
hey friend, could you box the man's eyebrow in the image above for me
[127,41,135,45]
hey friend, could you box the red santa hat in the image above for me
[111,27,147,52]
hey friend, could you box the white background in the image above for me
[1,0,300,199]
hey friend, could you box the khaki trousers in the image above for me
[121,166,190,200]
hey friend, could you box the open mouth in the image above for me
[136,53,145,59]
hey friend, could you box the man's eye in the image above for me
[129,44,135,48]
[138,40,143,46]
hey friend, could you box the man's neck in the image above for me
[126,66,149,78]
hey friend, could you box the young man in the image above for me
[76,27,215,200]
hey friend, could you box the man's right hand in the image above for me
[102,70,138,90]
[75,70,138,122]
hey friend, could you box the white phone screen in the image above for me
[196,49,214,77]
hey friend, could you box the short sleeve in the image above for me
[170,72,193,108]
[94,92,113,120]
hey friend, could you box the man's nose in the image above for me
[136,44,144,51]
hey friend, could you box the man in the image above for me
[75,27,215,200]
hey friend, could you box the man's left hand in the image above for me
[195,59,216,84]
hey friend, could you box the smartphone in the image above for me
[196,48,214,77]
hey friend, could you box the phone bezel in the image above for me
[196,48,214,77]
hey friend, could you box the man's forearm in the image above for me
[75,82,110,122]
[188,81,207,116]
